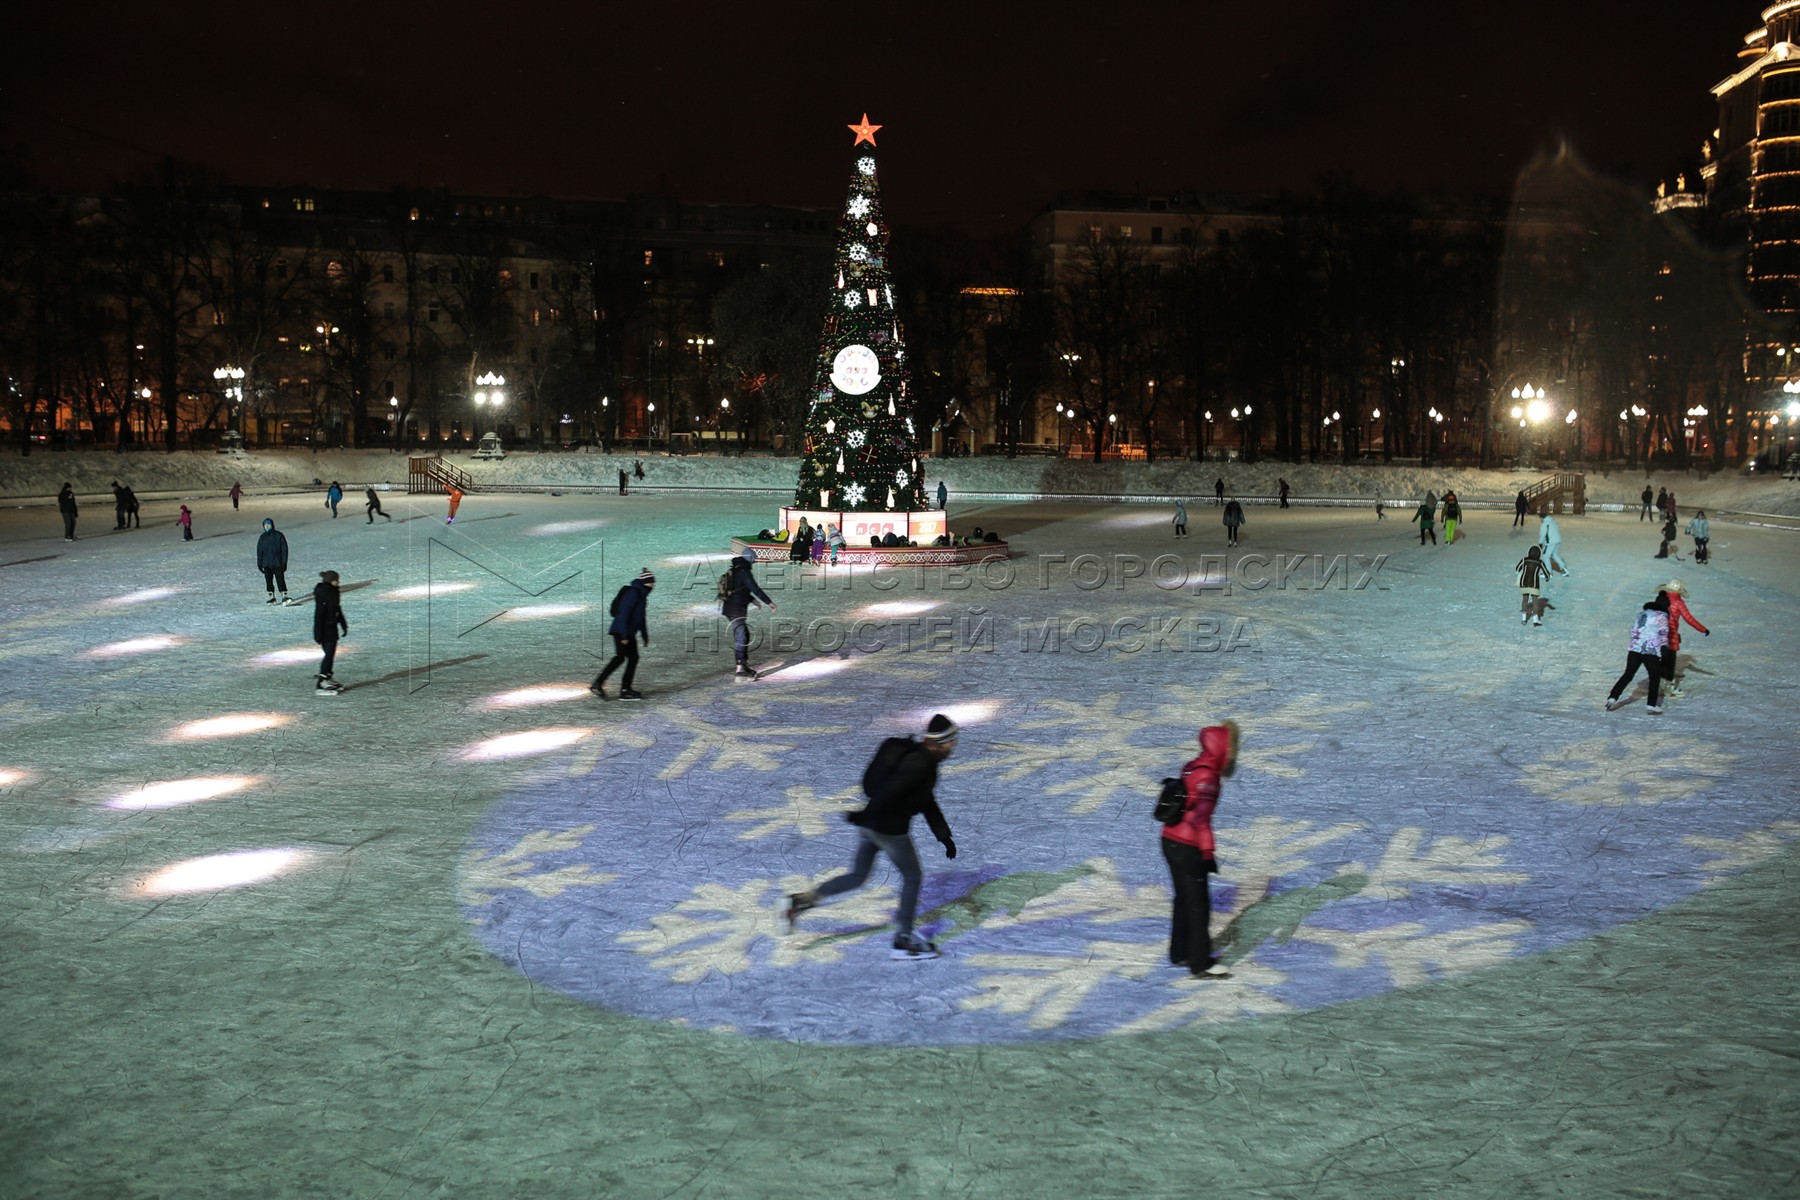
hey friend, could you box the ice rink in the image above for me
[2,485,1796,1197]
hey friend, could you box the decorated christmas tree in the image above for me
[793,114,929,514]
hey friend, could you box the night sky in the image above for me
[1,2,1755,227]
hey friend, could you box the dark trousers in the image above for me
[262,567,287,596]
[1640,502,1652,520]
[182,526,192,541]
[317,637,338,678]
[1513,509,1527,527]
[366,501,388,522]
[1418,524,1436,545]
[1660,647,1680,686]
[817,828,923,940]
[595,636,639,689]
[61,513,76,538]
[1162,838,1215,967]
[1609,651,1662,707]
[115,505,128,529]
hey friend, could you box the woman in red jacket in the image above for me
[1658,579,1709,699]
[1163,721,1239,979]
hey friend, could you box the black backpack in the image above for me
[609,585,630,617]
[1153,776,1188,825]
[861,736,915,800]
[716,570,733,603]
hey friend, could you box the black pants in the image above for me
[1513,509,1527,527]
[367,501,388,522]
[1609,651,1662,707]
[596,636,639,690]
[262,567,287,596]
[317,637,337,678]
[115,505,128,529]
[61,513,76,539]
[1418,524,1436,545]
[1640,502,1652,520]
[1162,839,1215,968]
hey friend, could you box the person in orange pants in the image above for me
[446,485,463,524]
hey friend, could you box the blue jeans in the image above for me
[731,616,751,663]
[817,828,922,939]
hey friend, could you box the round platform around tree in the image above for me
[729,537,1009,566]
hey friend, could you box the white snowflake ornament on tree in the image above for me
[847,195,871,218]
[848,244,868,262]
[846,429,865,448]
[842,482,867,507]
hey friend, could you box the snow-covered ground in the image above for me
[5,445,1799,517]
[2,483,1795,1194]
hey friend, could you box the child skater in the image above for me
[178,504,194,541]
[1515,545,1550,625]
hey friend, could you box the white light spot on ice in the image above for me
[482,685,593,708]
[107,775,258,810]
[662,553,728,566]
[904,701,1001,727]
[0,768,27,786]
[459,727,594,761]
[764,658,855,682]
[87,635,186,658]
[496,604,587,621]
[383,582,477,599]
[170,714,291,740]
[252,647,330,666]
[861,601,939,617]
[524,520,608,536]
[132,848,311,897]
[98,587,184,606]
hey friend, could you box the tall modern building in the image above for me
[1706,2,1800,393]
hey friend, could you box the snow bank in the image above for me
[4,446,1796,518]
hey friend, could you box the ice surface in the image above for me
[2,477,1795,1195]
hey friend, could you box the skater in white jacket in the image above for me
[1537,514,1569,576]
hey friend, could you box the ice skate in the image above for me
[1520,611,1529,623]
[315,675,343,695]
[1646,704,1665,715]
[619,688,644,701]
[1663,686,1685,699]
[1605,698,1621,712]
[890,935,940,961]
[588,681,608,700]
[1532,616,1542,626]
[735,663,759,680]
[783,892,816,933]
[266,595,279,605]
[1191,960,1232,979]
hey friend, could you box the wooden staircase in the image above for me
[408,456,473,495]
[1521,472,1585,515]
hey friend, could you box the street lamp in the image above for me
[214,365,245,435]
[473,371,506,408]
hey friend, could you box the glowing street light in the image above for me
[473,371,506,407]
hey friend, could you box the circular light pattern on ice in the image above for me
[0,768,28,786]
[662,553,729,566]
[87,635,186,658]
[482,685,593,709]
[132,848,311,897]
[108,775,258,810]
[98,587,184,606]
[383,582,477,600]
[497,604,587,621]
[170,714,291,740]
[905,700,1002,727]
[459,727,594,761]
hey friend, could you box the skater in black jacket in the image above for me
[364,486,390,523]
[590,568,655,700]
[57,483,78,541]
[312,570,348,693]
[785,715,960,960]
[257,518,291,603]
[721,552,776,678]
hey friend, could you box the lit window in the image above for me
[644,250,655,266]
[1118,225,1132,238]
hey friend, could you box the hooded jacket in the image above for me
[849,736,954,848]
[58,485,77,516]
[608,578,652,640]
[256,523,288,571]
[1516,547,1550,590]
[1163,725,1231,854]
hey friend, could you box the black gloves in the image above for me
[1202,858,1219,875]
[942,840,957,860]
